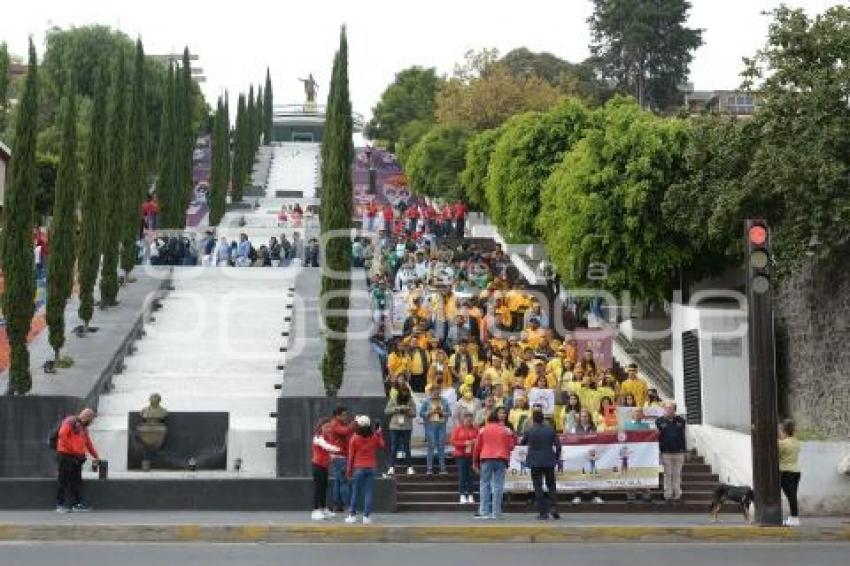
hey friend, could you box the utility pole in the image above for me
[745,219,782,526]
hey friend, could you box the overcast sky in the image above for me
[0,0,839,119]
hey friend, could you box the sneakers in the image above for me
[784,516,801,527]
[572,497,582,504]
[71,504,92,513]
[537,514,549,521]
[386,467,395,476]
[323,508,336,519]
[473,513,489,520]
[467,495,475,504]
[459,495,467,504]
[438,470,449,475]
[592,497,604,504]
[406,467,416,475]
[310,509,326,521]
[55,505,71,514]
[551,512,561,520]
[344,515,358,524]
[362,516,373,525]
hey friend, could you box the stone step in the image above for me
[396,490,719,504]
[395,501,737,513]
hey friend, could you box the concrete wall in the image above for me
[0,477,396,511]
[671,304,750,430]
[688,424,850,515]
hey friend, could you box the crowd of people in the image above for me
[145,231,321,268]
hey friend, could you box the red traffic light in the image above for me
[749,224,767,246]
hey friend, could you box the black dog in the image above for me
[709,484,754,523]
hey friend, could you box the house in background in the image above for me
[680,83,760,117]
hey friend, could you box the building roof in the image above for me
[0,140,10,162]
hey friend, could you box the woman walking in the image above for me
[346,416,385,525]
[779,419,802,526]
[384,381,416,476]
[311,418,340,520]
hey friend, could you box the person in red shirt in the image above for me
[451,411,479,504]
[473,411,516,519]
[441,204,453,238]
[404,205,420,234]
[55,408,99,512]
[345,415,385,524]
[453,201,468,239]
[311,418,341,520]
[329,407,355,512]
[382,204,394,233]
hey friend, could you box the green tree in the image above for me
[256,85,264,146]
[33,154,60,221]
[537,97,691,301]
[319,26,354,396]
[500,47,609,104]
[365,66,443,151]
[0,42,10,132]
[78,67,107,331]
[231,93,247,203]
[404,124,471,202]
[739,5,850,271]
[177,47,195,221]
[460,126,504,209]
[122,39,147,278]
[46,93,79,364]
[263,68,274,144]
[1,40,38,395]
[588,0,703,111]
[209,97,228,225]
[486,98,590,241]
[394,119,433,167]
[157,64,179,227]
[247,86,256,156]
[99,51,127,306]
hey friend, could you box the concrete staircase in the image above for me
[395,451,726,513]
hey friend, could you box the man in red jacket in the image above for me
[473,410,515,519]
[55,408,99,513]
[329,406,355,512]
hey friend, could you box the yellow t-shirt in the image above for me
[578,386,602,415]
[546,358,564,380]
[408,350,426,375]
[778,437,801,473]
[387,353,408,378]
[620,377,649,407]
[509,408,532,433]
[526,328,546,350]
[596,386,617,404]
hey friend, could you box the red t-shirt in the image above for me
[453,202,468,220]
[57,417,99,459]
[441,206,453,221]
[451,424,479,457]
[330,419,355,456]
[346,433,386,474]
[382,206,394,222]
[473,423,515,465]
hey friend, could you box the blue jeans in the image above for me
[349,468,376,517]
[424,423,447,473]
[329,458,349,509]
[389,429,411,467]
[479,459,507,517]
[457,455,473,496]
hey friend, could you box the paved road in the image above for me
[2,542,848,566]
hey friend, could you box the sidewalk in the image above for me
[0,512,847,544]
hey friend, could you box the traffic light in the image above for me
[747,220,771,294]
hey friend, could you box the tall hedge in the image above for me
[1,40,38,394]
[156,64,178,227]
[460,126,504,210]
[78,67,107,329]
[263,68,274,144]
[99,51,127,306]
[319,26,354,396]
[121,39,147,277]
[46,93,79,363]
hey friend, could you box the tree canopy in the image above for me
[365,66,443,151]
[404,124,471,202]
[588,0,703,111]
[460,125,504,210]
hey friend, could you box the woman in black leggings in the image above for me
[778,419,801,526]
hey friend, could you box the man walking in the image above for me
[55,408,100,513]
[520,409,562,520]
[655,402,687,504]
[473,411,515,520]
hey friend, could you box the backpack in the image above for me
[248,245,258,263]
[47,418,65,450]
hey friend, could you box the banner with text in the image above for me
[506,430,660,492]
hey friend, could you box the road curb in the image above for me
[0,523,849,544]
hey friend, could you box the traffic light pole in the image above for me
[745,219,783,526]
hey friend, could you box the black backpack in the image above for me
[47,418,65,450]
[248,245,258,262]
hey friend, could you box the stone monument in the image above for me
[136,393,168,471]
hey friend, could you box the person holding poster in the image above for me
[418,386,450,476]
[519,410,561,520]
[527,375,556,417]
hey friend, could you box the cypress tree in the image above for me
[178,47,195,221]
[157,64,177,227]
[247,86,256,158]
[224,93,231,204]
[209,97,226,225]
[46,93,79,364]
[78,68,107,331]
[256,85,264,145]
[231,93,247,203]
[99,50,127,306]
[1,40,38,395]
[319,26,354,396]
[263,68,274,144]
[121,39,147,278]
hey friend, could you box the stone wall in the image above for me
[775,255,850,438]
